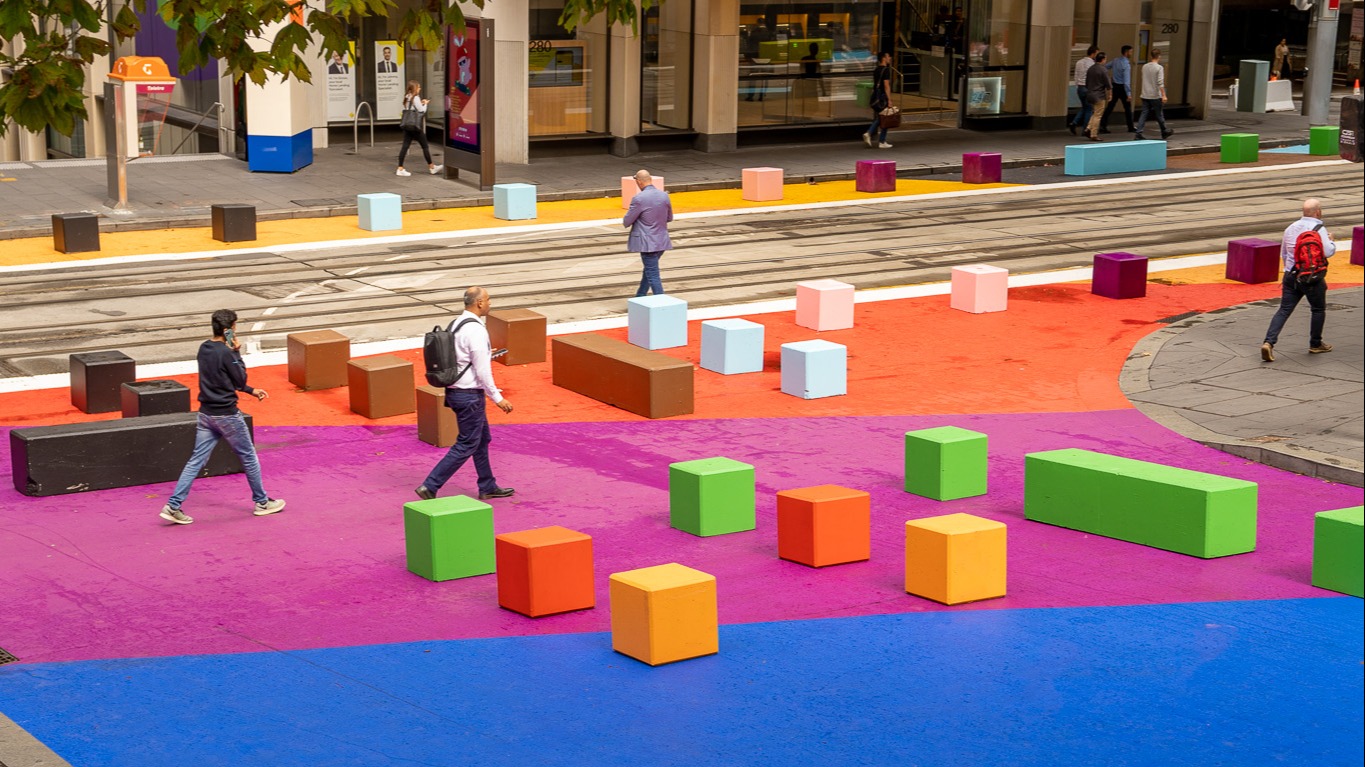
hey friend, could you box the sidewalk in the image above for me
[1121,286,1364,486]
[0,99,1344,239]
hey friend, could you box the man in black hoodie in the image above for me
[160,309,286,525]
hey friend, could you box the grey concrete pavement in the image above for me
[0,98,1346,239]
[1121,286,1364,486]
[0,711,73,767]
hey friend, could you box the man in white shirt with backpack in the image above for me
[1261,199,1336,362]
[416,286,516,500]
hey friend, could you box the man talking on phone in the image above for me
[159,309,286,525]
[416,286,516,501]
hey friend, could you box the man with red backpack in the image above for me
[1261,199,1337,362]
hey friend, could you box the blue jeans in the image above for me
[422,389,498,495]
[1264,273,1328,348]
[1072,85,1092,128]
[1134,98,1167,136]
[866,111,887,143]
[636,252,664,296]
[168,412,267,509]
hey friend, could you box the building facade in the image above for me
[5,0,1321,165]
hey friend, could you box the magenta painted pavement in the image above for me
[2,410,1361,665]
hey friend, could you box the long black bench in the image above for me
[10,413,250,497]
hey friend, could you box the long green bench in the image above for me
[1024,449,1257,558]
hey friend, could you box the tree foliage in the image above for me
[0,0,647,138]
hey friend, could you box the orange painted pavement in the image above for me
[7,270,1358,428]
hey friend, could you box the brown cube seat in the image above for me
[551,334,693,419]
[416,385,460,447]
[488,309,548,366]
[287,330,350,390]
[347,355,415,419]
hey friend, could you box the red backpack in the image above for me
[1292,224,1328,285]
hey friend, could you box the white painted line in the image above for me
[262,307,278,316]
[250,322,265,331]
[345,266,370,276]
[0,250,1242,394]
[0,160,1348,275]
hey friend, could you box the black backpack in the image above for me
[423,317,478,387]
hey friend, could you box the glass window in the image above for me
[642,0,693,130]
[738,2,887,128]
[963,0,1028,115]
[1069,0,1098,110]
[529,0,607,136]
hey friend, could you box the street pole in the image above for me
[1302,0,1340,125]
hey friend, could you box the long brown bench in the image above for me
[551,334,693,419]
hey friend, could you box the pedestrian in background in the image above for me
[1260,199,1337,362]
[1134,49,1173,141]
[1273,38,1290,80]
[415,286,516,501]
[1069,45,1098,136]
[624,169,674,297]
[160,309,286,525]
[1100,45,1135,133]
[863,52,895,149]
[1085,52,1111,141]
[395,80,443,178]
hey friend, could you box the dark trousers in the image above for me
[636,251,664,296]
[1264,274,1328,348]
[1135,98,1167,136]
[399,127,432,167]
[422,389,498,494]
[1071,85,1093,128]
[1101,84,1134,130]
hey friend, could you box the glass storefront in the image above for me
[530,0,607,136]
[962,0,1029,115]
[642,0,694,130]
[737,1,886,127]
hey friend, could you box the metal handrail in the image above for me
[168,101,225,155]
[353,102,374,153]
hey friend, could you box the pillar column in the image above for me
[1186,0,1220,119]
[1026,0,1076,129]
[692,0,739,152]
[474,2,529,164]
[608,8,643,157]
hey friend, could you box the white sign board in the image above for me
[375,41,406,120]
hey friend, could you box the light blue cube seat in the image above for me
[1064,141,1166,176]
[780,340,847,399]
[357,193,402,231]
[493,183,537,220]
[627,295,688,350]
[700,319,764,375]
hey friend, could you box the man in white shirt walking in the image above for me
[1260,199,1337,361]
[416,286,516,500]
[1134,49,1174,141]
[1069,45,1098,136]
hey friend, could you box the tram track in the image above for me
[3,163,1360,375]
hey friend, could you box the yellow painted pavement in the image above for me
[0,178,1015,267]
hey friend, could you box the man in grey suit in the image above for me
[623,169,673,296]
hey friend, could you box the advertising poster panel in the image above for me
[326,43,357,122]
[445,20,480,153]
[375,41,406,120]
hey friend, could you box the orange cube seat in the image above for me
[495,526,595,618]
[776,484,871,567]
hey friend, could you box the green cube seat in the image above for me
[1024,448,1257,558]
[669,457,756,536]
[1309,125,1340,156]
[1313,506,1363,597]
[403,495,495,581]
[904,426,988,501]
[1220,133,1259,163]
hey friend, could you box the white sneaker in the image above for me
[429,164,444,175]
[396,168,412,177]
[159,505,193,525]
[253,498,286,516]
[878,142,893,149]
[862,132,872,147]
